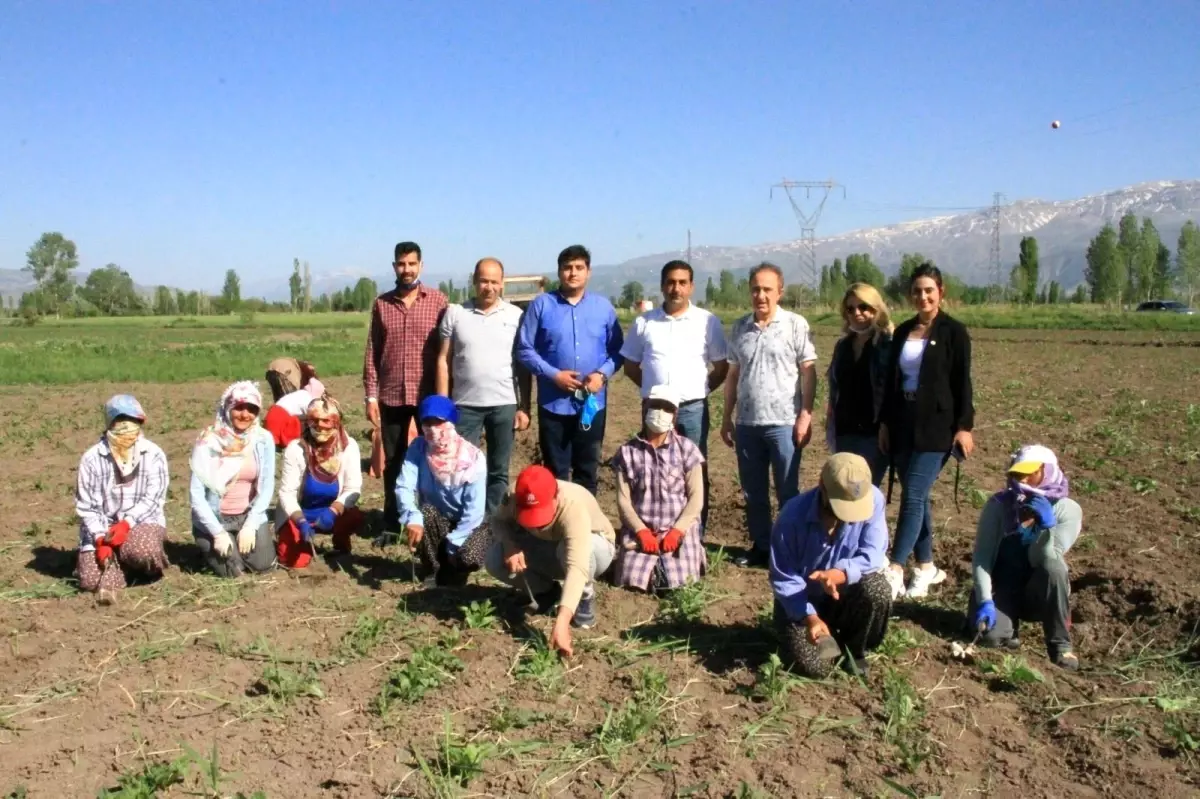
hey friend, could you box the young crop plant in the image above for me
[514,633,563,691]
[459,599,498,630]
[414,717,495,795]
[882,668,932,773]
[254,662,325,706]
[96,758,187,799]
[752,653,796,705]
[374,643,465,715]
[980,655,1045,689]
[657,580,714,623]
[593,699,662,765]
[338,612,390,660]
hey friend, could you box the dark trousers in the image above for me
[675,399,711,531]
[775,571,892,678]
[456,404,517,516]
[381,403,418,532]
[976,536,1072,657]
[537,406,606,495]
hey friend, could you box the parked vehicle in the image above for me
[1135,300,1194,315]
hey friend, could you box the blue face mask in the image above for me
[579,392,600,431]
[396,278,420,291]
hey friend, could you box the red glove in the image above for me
[107,520,131,548]
[635,528,659,554]
[661,528,684,554]
[95,538,114,566]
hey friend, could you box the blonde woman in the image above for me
[825,283,893,485]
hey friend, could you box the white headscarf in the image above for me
[190,381,263,496]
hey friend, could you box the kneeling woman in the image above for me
[189,381,277,577]
[75,395,170,601]
[263,357,327,448]
[611,385,706,592]
[397,395,490,586]
[275,397,365,568]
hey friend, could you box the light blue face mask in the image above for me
[577,390,600,431]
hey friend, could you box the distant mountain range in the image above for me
[5,180,1196,305]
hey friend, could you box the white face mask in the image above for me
[644,409,674,435]
[848,321,872,334]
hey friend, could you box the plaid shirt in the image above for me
[75,437,169,550]
[610,432,706,590]
[363,286,448,407]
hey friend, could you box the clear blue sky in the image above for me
[2,0,1198,292]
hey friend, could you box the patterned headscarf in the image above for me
[103,394,147,477]
[993,444,1070,535]
[422,420,481,488]
[190,381,262,495]
[302,396,348,482]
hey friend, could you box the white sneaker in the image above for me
[884,567,907,600]
[906,566,946,599]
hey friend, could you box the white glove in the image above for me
[237,522,257,555]
[212,532,234,558]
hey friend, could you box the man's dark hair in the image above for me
[749,262,785,286]
[909,262,943,290]
[394,241,422,262]
[557,245,591,269]
[660,260,693,285]
[473,257,504,278]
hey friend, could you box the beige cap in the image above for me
[820,453,875,523]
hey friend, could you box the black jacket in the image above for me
[881,311,974,453]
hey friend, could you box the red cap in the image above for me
[513,465,558,529]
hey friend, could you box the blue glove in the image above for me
[312,508,338,532]
[1024,495,1057,530]
[973,600,997,631]
[296,517,315,542]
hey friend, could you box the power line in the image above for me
[770,179,845,290]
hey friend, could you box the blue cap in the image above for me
[417,394,458,425]
[105,394,146,426]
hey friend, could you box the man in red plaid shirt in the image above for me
[364,241,448,533]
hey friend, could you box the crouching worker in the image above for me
[485,465,617,657]
[397,395,491,586]
[969,445,1082,671]
[263,357,327,448]
[611,385,706,593]
[190,382,277,577]
[75,395,170,601]
[770,453,892,678]
[275,397,365,568]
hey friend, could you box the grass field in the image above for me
[0,313,1199,797]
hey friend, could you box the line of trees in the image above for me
[1085,214,1199,307]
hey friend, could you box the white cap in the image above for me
[646,384,681,409]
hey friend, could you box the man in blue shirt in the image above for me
[770,452,893,677]
[516,245,624,494]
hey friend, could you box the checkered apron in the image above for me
[611,433,706,591]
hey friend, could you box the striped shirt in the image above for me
[363,285,448,407]
[75,437,169,551]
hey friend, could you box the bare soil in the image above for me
[0,328,1198,798]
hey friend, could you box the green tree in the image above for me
[1133,218,1161,303]
[1177,220,1200,307]
[844,253,886,288]
[1016,236,1039,304]
[1085,223,1121,305]
[1071,284,1088,304]
[352,277,378,311]
[221,269,241,312]
[717,269,737,307]
[1116,212,1140,305]
[81,263,143,316]
[818,265,831,304]
[24,232,80,316]
[1154,242,1171,300]
[153,286,177,316]
[1047,280,1062,304]
[289,258,303,311]
[885,253,932,302]
[619,280,644,309]
[704,276,716,306]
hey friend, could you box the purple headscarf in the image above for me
[992,444,1069,534]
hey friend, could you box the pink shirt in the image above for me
[219,454,259,516]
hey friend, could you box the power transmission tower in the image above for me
[988,191,1005,302]
[770,179,844,291]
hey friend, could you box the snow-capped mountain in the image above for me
[587,179,1200,296]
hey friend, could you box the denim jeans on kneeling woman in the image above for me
[889,449,947,566]
[734,424,801,554]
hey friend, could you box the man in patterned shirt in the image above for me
[720,263,818,568]
[364,241,448,534]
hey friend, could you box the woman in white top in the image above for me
[275,396,365,568]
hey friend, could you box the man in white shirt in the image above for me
[720,262,818,567]
[436,257,532,514]
[621,260,728,530]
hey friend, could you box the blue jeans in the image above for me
[538,406,606,495]
[734,424,801,553]
[890,450,947,566]
[675,399,710,530]
[834,433,887,487]
[455,404,517,516]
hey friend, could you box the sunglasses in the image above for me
[845,302,874,313]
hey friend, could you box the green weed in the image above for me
[375,643,465,715]
[96,758,187,798]
[752,654,795,704]
[882,669,932,773]
[656,581,714,623]
[414,717,494,795]
[338,613,390,660]
[980,655,1045,689]
[514,634,562,691]
[876,626,920,660]
[254,663,325,704]
[0,581,75,602]
[593,699,661,765]
[1130,476,1158,495]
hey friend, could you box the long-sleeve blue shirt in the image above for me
[769,485,889,621]
[396,438,487,549]
[515,291,624,416]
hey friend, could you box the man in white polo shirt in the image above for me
[436,257,532,514]
[621,259,728,530]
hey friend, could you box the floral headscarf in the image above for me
[103,394,147,477]
[422,420,481,488]
[190,381,262,496]
[303,396,348,482]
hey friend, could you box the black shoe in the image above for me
[1052,650,1080,671]
[434,566,471,587]
[734,549,770,569]
[532,584,562,615]
[572,595,596,629]
[845,656,869,679]
[1002,636,1022,651]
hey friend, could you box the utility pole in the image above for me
[303,260,312,313]
[771,179,844,292]
[988,191,1005,302]
[686,229,692,265]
